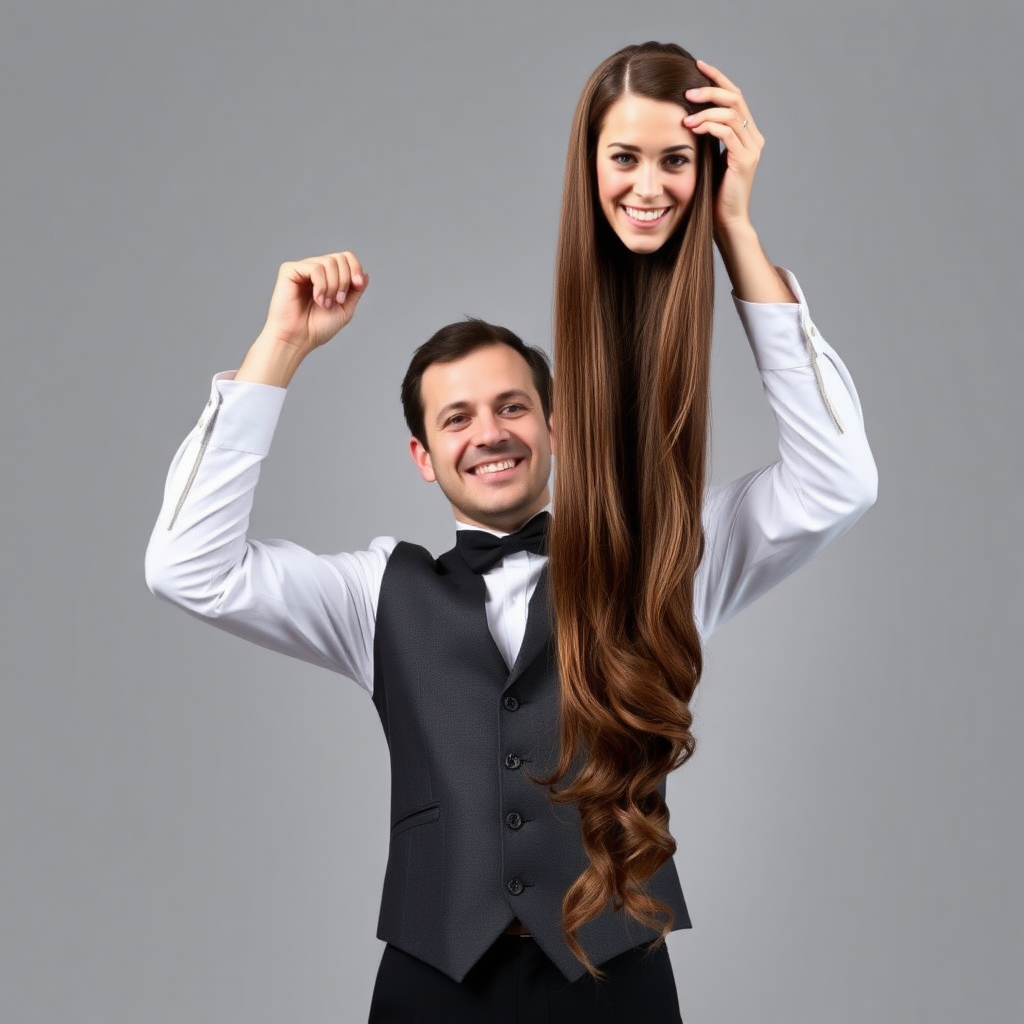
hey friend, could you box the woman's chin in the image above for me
[613,230,670,255]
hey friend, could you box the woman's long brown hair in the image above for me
[549,42,717,973]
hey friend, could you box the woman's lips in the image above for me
[621,205,672,227]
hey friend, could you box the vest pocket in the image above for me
[390,801,441,838]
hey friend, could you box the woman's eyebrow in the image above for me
[605,142,695,154]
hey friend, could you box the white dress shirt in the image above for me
[145,270,878,693]
[454,518,550,669]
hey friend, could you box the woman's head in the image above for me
[565,42,717,255]
[551,41,717,972]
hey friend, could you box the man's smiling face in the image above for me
[409,342,555,532]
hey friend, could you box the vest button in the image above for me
[504,753,522,770]
[506,812,523,830]
[507,877,524,896]
[503,695,520,712]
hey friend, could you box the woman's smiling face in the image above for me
[595,93,699,254]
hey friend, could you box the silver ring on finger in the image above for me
[741,118,749,129]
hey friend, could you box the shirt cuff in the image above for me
[732,268,845,434]
[732,268,824,372]
[194,372,287,456]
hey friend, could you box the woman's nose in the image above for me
[633,163,662,200]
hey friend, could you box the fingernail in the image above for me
[352,273,365,286]
[324,296,333,309]
[336,290,347,304]
[685,89,699,98]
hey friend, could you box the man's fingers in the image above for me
[279,253,366,309]
[320,256,342,308]
[339,251,367,296]
[694,58,739,93]
[316,252,366,307]
[686,108,761,150]
[343,269,369,314]
[281,258,326,304]
[684,85,745,112]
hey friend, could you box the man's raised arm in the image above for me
[144,253,388,692]
[235,251,368,387]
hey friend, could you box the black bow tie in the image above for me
[455,512,551,574]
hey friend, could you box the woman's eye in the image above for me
[664,155,689,169]
[611,152,636,166]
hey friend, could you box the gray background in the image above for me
[1,1,1020,1021]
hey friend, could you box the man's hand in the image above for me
[682,61,763,237]
[236,251,370,387]
[683,64,794,304]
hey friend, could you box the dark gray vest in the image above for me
[371,541,690,983]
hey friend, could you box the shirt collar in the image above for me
[454,504,553,539]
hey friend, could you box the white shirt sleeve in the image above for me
[144,373,393,694]
[694,269,878,640]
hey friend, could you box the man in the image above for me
[146,251,876,1021]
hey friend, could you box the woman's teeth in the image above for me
[624,206,669,222]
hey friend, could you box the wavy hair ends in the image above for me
[550,42,715,974]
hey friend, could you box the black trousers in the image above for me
[368,935,683,1023]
